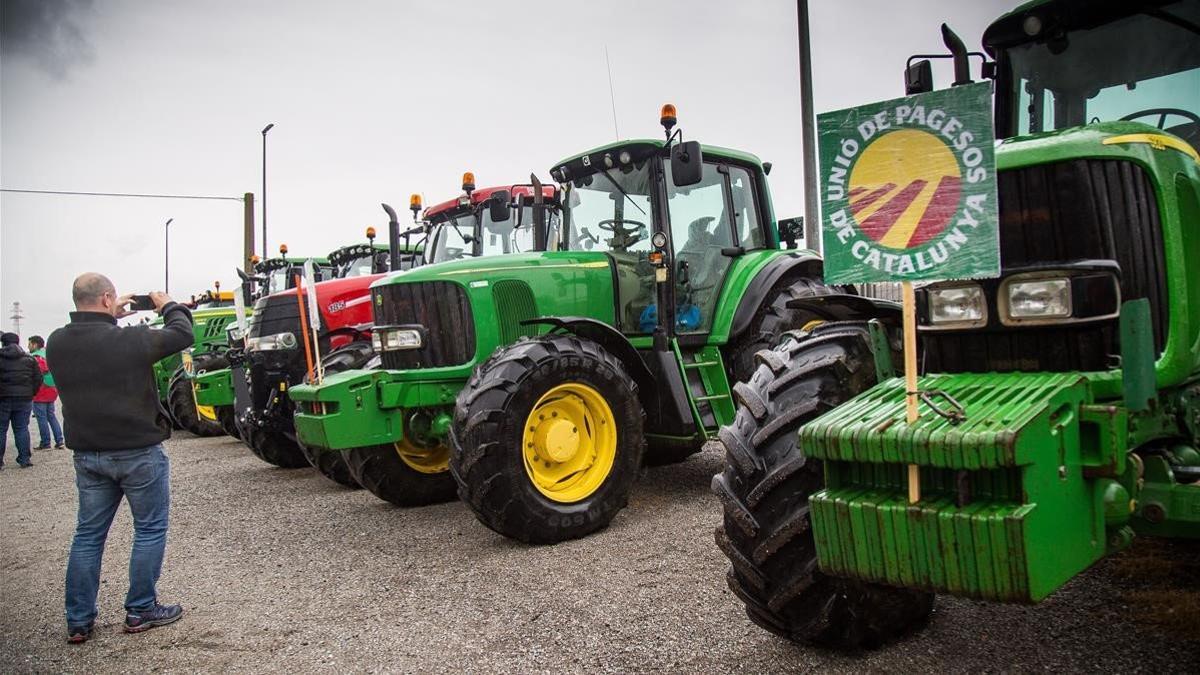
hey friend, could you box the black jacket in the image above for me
[0,345,40,400]
[46,303,193,451]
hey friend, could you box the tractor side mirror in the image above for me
[670,141,704,187]
[778,217,803,249]
[905,59,933,95]
[489,190,511,223]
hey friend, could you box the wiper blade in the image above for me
[598,168,647,216]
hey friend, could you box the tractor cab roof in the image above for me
[188,290,235,309]
[983,0,1187,54]
[253,255,330,274]
[424,184,558,221]
[550,139,765,185]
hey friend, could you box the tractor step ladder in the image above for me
[675,343,735,439]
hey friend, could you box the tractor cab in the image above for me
[422,173,561,263]
[188,289,235,309]
[326,228,422,279]
[251,245,334,298]
[550,107,773,337]
[985,0,1199,149]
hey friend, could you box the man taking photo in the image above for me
[47,273,193,644]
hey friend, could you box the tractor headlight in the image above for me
[372,326,423,352]
[926,284,987,328]
[246,332,297,351]
[1001,277,1072,325]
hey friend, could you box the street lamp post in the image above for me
[164,217,174,292]
[261,123,275,260]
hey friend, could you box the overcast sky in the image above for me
[1,0,1010,340]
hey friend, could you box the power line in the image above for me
[0,188,243,202]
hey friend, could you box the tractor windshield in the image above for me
[561,159,653,254]
[426,212,476,262]
[337,254,382,278]
[999,2,1200,148]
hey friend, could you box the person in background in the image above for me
[47,273,192,644]
[0,331,41,470]
[28,335,65,450]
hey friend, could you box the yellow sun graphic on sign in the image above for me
[847,129,962,249]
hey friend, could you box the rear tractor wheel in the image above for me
[712,323,933,649]
[168,353,227,438]
[450,334,644,544]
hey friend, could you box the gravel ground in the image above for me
[2,432,1198,674]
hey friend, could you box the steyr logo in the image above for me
[817,82,999,284]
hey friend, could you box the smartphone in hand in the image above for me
[130,295,156,311]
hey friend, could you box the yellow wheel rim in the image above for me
[522,382,617,504]
[196,404,218,422]
[394,437,450,474]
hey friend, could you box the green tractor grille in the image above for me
[491,280,539,344]
[803,372,1128,602]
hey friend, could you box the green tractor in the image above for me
[290,107,888,543]
[149,287,241,437]
[714,0,1200,649]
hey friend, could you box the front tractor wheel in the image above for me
[344,438,457,506]
[713,324,933,649]
[168,354,226,437]
[246,428,310,469]
[451,334,644,544]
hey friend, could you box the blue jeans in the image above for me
[0,397,33,466]
[32,400,64,447]
[65,445,171,628]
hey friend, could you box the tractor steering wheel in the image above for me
[597,219,647,235]
[1120,108,1200,130]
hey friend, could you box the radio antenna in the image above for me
[605,45,620,139]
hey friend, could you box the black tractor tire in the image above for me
[298,440,360,488]
[216,406,241,440]
[645,274,837,468]
[246,427,310,469]
[725,273,838,389]
[712,323,933,650]
[295,341,375,489]
[450,334,645,544]
[344,443,457,506]
[168,354,227,438]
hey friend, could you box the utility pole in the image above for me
[10,301,24,335]
[797,0,821,254]
[244,193,256,273]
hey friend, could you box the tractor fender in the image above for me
[522,316,657,413]
[785,294,903,323]
[729,252,825,341]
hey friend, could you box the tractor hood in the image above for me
[364,251,618,374]
[995,120,1199,170]
[369,251,614,291]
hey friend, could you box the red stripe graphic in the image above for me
[849,183,896,215]
[848,186,868,198]
[905,175,962,247]
[858,179,927,241]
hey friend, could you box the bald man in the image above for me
[46,274,193,644]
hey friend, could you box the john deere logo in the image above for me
[817,82,999,284]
